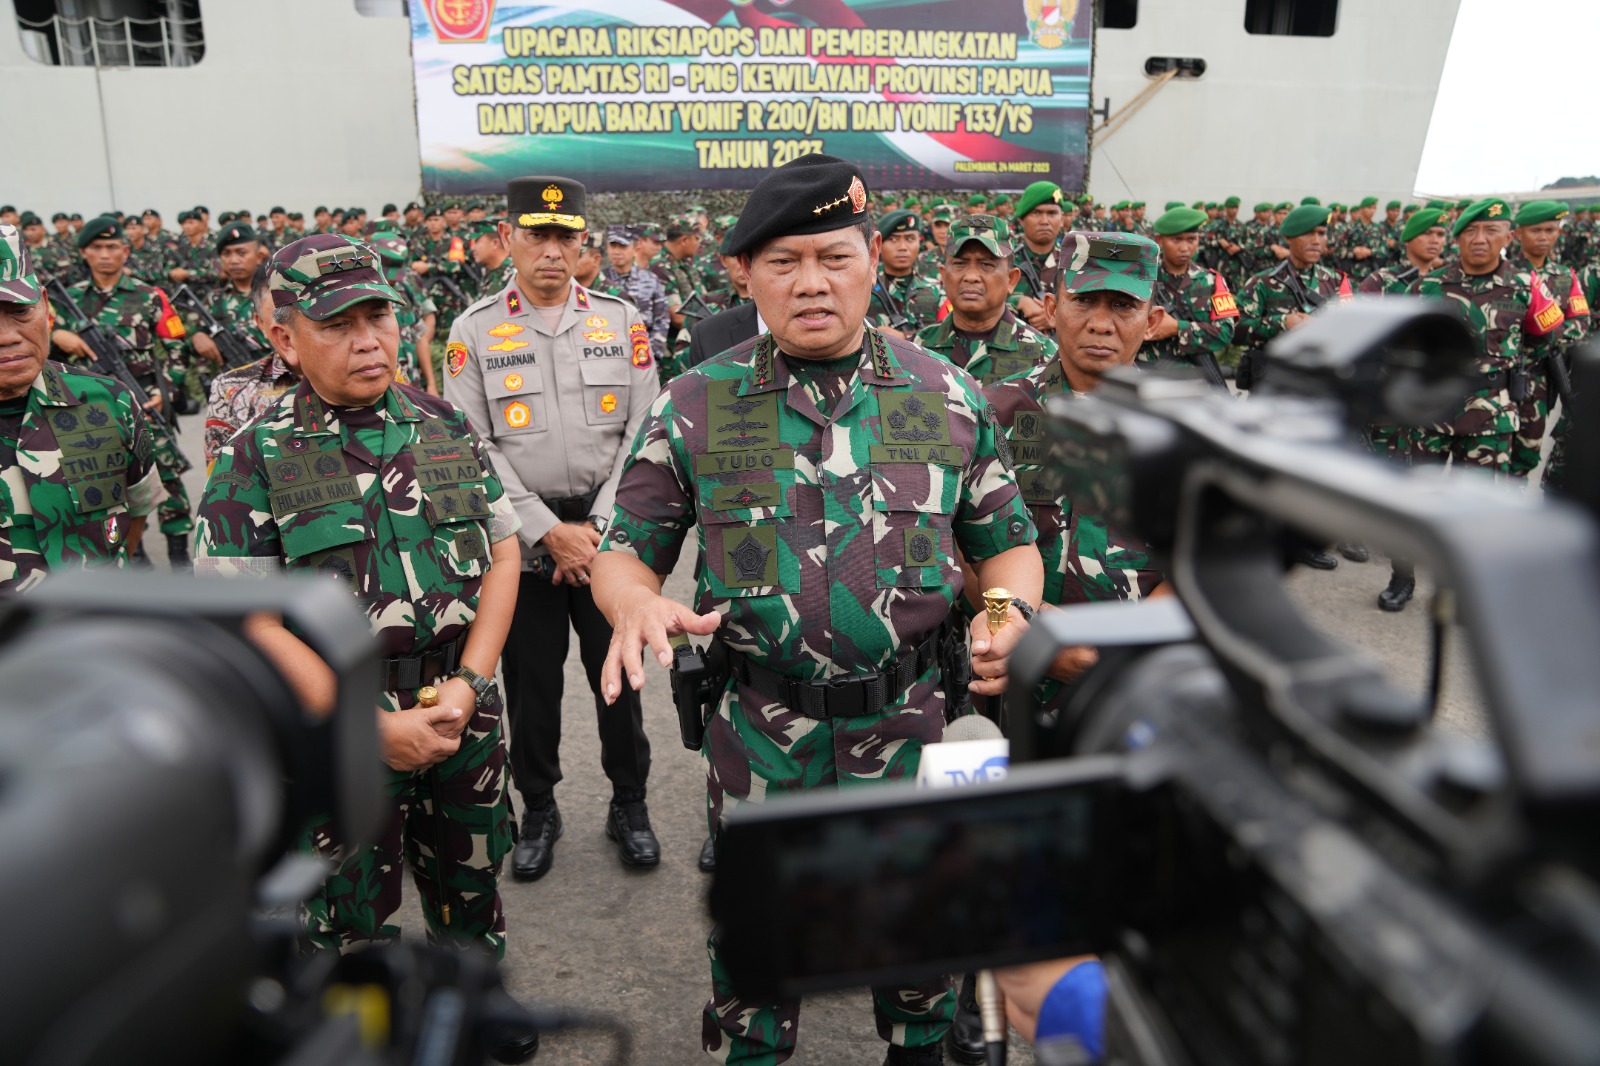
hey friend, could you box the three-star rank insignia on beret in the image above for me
[446,341,469,377]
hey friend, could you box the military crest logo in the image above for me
[1025,0,1075,48]
[424,0,494,44]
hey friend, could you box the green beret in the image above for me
[1386,200,1402,210]
[1515,200,1564,227]
[991,195,1011,206]
[1165,201,1183,211]
[75,215,124,248]
[1557,201,1571,217]
[1153,207,1209,236]
[1131,201,1145,209]
[1359,196,1379,208]
[876,210,919,238]
[215,221,259,252]
[1401,208,1446,242]
[1280,205,1330,239]
[1452,198,1512,237]
[1455,199,1473,211]
[1253,202,1273,213]
[1111,200,1130,211]
[1016,181,1064,218]
[465,219,501,240]
[1403,204,1419,215]
[1275,201,1293,211]
[1191,201,1205,210]
[1224,195,1241,208]
[1300,196,1321,206]
[904,199,921,211]
[1329,203,1344,212]
[1425,200,1447,210]
[965,194,987,207]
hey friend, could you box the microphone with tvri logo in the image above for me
[920,709,1010,1065]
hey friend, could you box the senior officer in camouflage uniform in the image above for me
[195,234,522,969]
[592,154,1043,1066]
[48,215,195,566]
[445,177,661,880]
[868,210,943,337]
[0,225,163,591]
[917,214,1056,387]
[1140,206,1240,384]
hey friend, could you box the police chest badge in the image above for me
[446,341,469,377]
[629,322,652,369]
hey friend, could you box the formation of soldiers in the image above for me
[2,168,1597,1065]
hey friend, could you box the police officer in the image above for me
[592,154,1043,1066]
[194,235,524,1001]
[0,224,162,591]
[445,177,660,880]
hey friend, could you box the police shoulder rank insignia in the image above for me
[505,288,522,315]
[629,321,652,369]
[446,341,469,377]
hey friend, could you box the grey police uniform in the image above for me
[443,278,657,832]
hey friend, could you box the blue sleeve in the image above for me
[1034,959,1107,1061]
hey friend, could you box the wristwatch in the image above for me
[1010,596,1037,621]
[452,666,496,707]
[588,515,610,534]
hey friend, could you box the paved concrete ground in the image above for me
[165,413,1493,1064]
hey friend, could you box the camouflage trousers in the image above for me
[702,668,955,1065]
[1404,428,1511,474]
[301,695,513,959]
[149,414,192,536]
[1510,368,1553,481]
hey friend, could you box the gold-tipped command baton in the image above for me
[983,588,1014,633]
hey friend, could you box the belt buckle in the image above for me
[795,668,881,719]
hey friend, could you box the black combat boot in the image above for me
[512,797,562,882]
[166,533,191,569]
[945,971,984,1064]
[1294,546,1339,570]
[605,789,660,868]
[1378,564,1415,612]
[885,1043,944,1065]
[1338,541,1370,562]
[698,833,717,873]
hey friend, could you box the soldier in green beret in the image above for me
[992,194,1014,220]
[1238,205,1349,352]
[964,192,987,215]
[1380,199,1404,262]
[1200,194,1246,275]
[869,210,944,337]
[917,214,1056,386]
[1143,207,1239,385]
[1239,201,1278,274]
[1332,196,1384,281]
[1506,200,1588,481]
[1011,180,1067,333]
[1360,208,1447,294]
[593,153,1042,1065]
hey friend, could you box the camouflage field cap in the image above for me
[465,218,502,240]
[269,234,403,321]
[0,225,41,304]
[929,205,955,223]
[946,214,1014,258]
[605,227,634,246]
[369,232,408,264]
[1058,231,1159,301]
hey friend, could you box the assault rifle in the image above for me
[870,282,911,332]
[172,284,264,372]
[45,277,182,442]
[426,272,470,308]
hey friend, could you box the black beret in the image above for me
[876,209,918,237]
[75,215,124,248]
[52,212,69,222]
[215,221,259,252]
[176,211,194,223]
[423,204,442,218]
[270,205,287,215]
[193,204,208,213]
[142,208,160,218]
[70,213,83,220]
[724,154,870,257]
[382,203,398,214]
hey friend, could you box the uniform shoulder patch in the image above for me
[446,341,469,377]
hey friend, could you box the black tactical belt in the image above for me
[725,629,942,720]
[381,633,466,692]
[546,489,600,522]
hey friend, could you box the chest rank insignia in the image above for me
[86,406,109,426]
[729,531,772,583]
[275,461,301,483]
[53,410,78,432]
[908,531,935,564]
[886,395,941,442]
[726,486,766,507]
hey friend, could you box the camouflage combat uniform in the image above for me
[1503,252,1588,479]
[1142,262,1240,376]
[1334,216,1386,281]
[0,360,163,592]
[52,275,194,536]
[1009,240,1061,312]
[658,250,702,384]
[914,308,1056,386]
[473,255,516,301]
[600,263,670,363]
[601,328,1036,1063]
[171,237,220,290]
[412,230,472,332]
[124,238,172,287]
[1406,261,1544,474]
[384,265,438,387]
[1237,259,1350,349]
[200,351,298,468]
[195,379,520,957]
[867,267,944,336]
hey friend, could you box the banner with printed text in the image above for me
[410,0,1093,194]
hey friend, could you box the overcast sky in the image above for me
[1416,0,1598,195]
